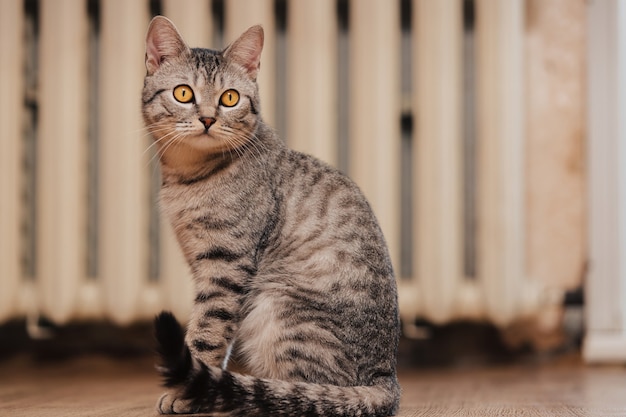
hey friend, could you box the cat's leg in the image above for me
[185,272,250,369]
[237,290,357,385]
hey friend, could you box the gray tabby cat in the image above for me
[142,16,400,416]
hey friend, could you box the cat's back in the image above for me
[261,146,395,289]
[273,147,377,227]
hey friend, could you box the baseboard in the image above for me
[583,332,626,363]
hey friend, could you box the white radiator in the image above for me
[583,0,626,363]
[0,0,564,329]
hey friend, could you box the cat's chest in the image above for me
[159,183,227,251]
[160,185,208,227]
[159,178,276,262]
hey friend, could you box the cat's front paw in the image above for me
[157,392,197,414]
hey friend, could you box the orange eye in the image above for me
[219,89,239,107]
[173,85,194,103]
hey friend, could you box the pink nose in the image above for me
[199,117,216,130]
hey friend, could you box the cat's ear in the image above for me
[223,25,264,80]
[145,16,189,75]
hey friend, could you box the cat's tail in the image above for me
[154,311,400,417]
[154,311,194,387]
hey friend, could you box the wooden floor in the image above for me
[1,354,626,416]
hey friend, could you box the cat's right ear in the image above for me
[145,16,189,75]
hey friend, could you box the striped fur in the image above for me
[143,16,400,416]
[155,312,399,416]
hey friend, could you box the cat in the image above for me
[142,16,400,416]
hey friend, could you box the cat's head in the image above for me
[142,16,264,167]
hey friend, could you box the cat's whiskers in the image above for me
[144,130,182,168]
[141,122,176,152]
[240,130,269,171]
[159,131,188,161]
[143,120,197,156]
[148,130,189,169]
[216,127,250,167]
[225,135,257,174]
[134,123,167,136]
[144,128,176,154]
[142,125,179,179]
[222,138,240,164]
[220,125,268,173]
[223,135,246,165]
[137,122,175,145]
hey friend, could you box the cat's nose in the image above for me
[199,117,216,130]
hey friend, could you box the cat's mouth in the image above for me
[185,130,237,154]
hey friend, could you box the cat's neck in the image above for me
[158,143,230,183]
[158,123,282,183]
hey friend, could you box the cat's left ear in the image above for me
[145,16,189,75]
[223,25,264,80]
